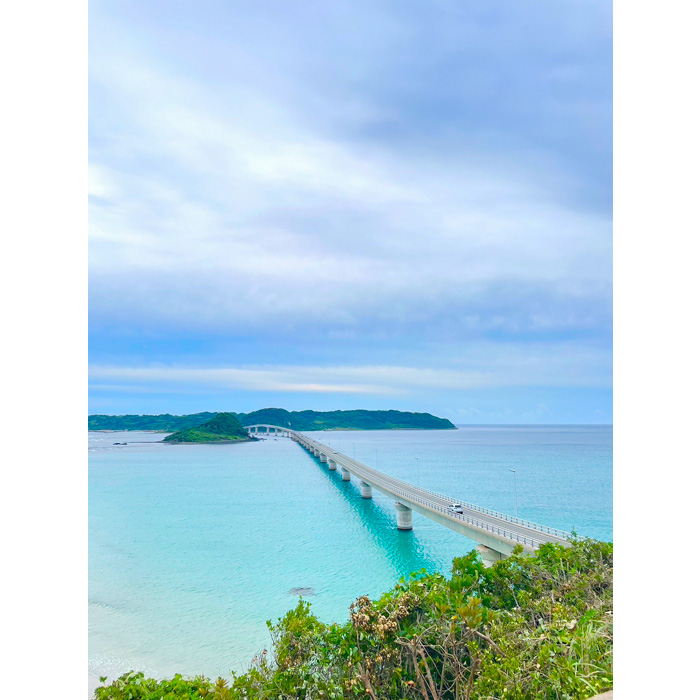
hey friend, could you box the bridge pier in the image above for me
[476,545,506,568]
[245,427,566,558]
[395,502,413,530]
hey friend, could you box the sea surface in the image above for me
[88,425,612,685]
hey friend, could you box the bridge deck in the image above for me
[297,434,570,553]
[244,425,572,556]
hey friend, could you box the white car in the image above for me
[448,503,464,514]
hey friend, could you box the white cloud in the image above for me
[89,340,611,396]
[88,20,611,338]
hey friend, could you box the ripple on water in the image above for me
[89,427,611,681]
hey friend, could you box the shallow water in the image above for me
[88,426,611,682]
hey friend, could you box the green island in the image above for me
[95,537,612,699]
[163,413,252,443]
[88,408,457,432]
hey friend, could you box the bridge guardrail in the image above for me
[304,439,543,548]
[412,486,570,539]
[388,487,543,548]
[295,434,557,548]
[315,438,569,540]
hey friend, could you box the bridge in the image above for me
[245,424,293,437]
[243,424,571,566]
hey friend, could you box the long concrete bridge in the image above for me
[244,424,571,566]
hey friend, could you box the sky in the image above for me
[88,0,612,424]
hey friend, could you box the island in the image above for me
[162,413,254,444]
[88,408,457,432]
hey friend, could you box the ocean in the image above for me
[88,425,612,684]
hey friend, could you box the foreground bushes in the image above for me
[96,538,612,699]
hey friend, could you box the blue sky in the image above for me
[89,0,612,423]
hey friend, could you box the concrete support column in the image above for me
[341,467,351,481]
[314,449,320,457]
[320,453,328,463]
[476,545,506,568]
[328,459,337,471]
[395,502,413,530]
[266,427,270,435]
[360,481,373,499]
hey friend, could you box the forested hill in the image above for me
[88,412,218,432]
[242,408,456,431]
[163,413,251,443]
[88,408,456,432]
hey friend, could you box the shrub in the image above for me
[96,538,612,699]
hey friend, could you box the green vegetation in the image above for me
[242,408,456,431]
[95,538,612,699]
[88,408,456,432]
[88,412,218,432]
[163,413,252,443]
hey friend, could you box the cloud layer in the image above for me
[89,1,612,420]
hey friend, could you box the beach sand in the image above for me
[88,672,102,699]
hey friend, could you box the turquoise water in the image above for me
[88,426,612,682]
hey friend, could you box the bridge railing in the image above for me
[298,435,567,546]
[306,437,570,540]
[411,486,571,539]
[389,487,543,548]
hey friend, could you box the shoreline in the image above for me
[88,671,102,699]
[88,426,456,433]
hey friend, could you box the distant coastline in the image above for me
[88,408,457,432]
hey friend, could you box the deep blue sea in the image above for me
[88,426,612,684]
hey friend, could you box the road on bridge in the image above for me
[243,423,571,564]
